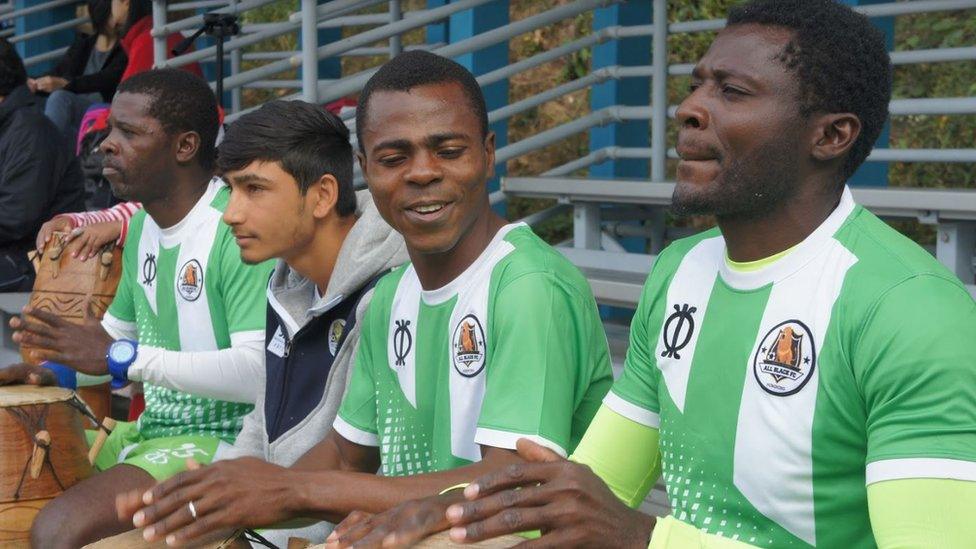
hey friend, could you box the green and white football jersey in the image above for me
[336,223,613,476]
[609,188,976,547]
[103,179,274,441]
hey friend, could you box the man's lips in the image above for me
[403,200,453,223]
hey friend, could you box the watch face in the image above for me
[109,341,136,363]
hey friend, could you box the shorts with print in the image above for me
[85,421,229,480]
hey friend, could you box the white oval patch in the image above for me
[452,314,486,377]
[177,259,203,301]
[328,318,346,356]
[753,319,816,396]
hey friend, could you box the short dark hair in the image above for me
[727,0,892,181]
[87,0,113,36]
[217,100,356,216]
[0,38,26,96]
[355,50,489,153]
[116,68,219,169]
[123,0,151,37]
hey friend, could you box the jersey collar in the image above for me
[719,186,857,291]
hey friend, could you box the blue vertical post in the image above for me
[449,0,508,214]
[589,2,651,180]
[14,0,76,75]
[426,0,448,47]
[842,0,893,187]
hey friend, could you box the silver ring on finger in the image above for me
[188,500,198,520]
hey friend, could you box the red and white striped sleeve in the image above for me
[57,201,142,246]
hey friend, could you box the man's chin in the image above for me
[671,180,719,218]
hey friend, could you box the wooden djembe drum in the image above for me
[306,531,523,548]
[84,528,249,548]
[21,232,123,424]
[0,385,94,546]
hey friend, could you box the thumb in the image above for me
[515,438,563,463]
[185,458,202,471]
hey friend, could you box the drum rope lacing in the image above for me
[5,403,65,500]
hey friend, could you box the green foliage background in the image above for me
[232,1,975,247]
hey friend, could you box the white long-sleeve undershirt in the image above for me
[101,315,264,404]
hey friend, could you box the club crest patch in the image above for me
[753,320,816,396]
[177,259,203,301]
[452,314,486,377]
[328,319,346,356]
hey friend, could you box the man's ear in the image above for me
[356,151,367,179]
[310,173,340,219]
[174,131,202,164]
[483,130,496,180]
[810,113,861,163]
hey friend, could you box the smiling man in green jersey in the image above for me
[358,2,976,548]
[3,69,273,548]
[117,51,612,547]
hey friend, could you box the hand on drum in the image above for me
[10,306,114,375]
[324,491,463,548]
[444,439,654,549]
[0,362,56,386]
[64,221,124,261]
[35,215,74,253]
[117,457,300,546]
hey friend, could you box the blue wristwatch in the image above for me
[106,339,138,389]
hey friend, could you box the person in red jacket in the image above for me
[112,0,203,81]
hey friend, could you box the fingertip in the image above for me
[133,510,145,527]
[143,491,153,505]
[463,484,479,499]
[382,533,397,547]
[143,526,155,541]
[449,527,467,542]
[166,534,177,546]
[446,504,463,522]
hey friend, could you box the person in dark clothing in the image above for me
[0,39,85,291]
[29,0,125,144]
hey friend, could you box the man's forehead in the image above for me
[362,83,481,145]
[698,24,796,74]
[110,92,154,122]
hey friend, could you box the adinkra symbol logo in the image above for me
[392,319,412,367]
[142,253,157,286]
[661,303,697,360]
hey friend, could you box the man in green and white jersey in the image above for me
[118,51,612,547]
[373,2,976,548]
[4,70,272,548]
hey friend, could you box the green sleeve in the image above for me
[570,404,661,508]
[334,305,380,446]
[106,234,137,323]
[476,272,610,457]
[605,261,670,426]
[869,479,976,548]
[216,229,274,337]
[854,275,976,480]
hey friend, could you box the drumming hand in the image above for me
[66,221,122,261]
[0,363,55,386]
[11,307,114,375]
[444,439,654,549]
[35,215,74,253]
[324,492,463,549]
[129,457,301,546]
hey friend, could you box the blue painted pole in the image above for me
[449,0,508,214]
[842,0,894,187]
[14,0,76,76]
[426,0,447,48]
[589,2,651,180]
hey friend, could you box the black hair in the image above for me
[217,100,356,216]
[123,0,151,38]
[355,50,488,153]
[727,0,892,181]
[87,0,113,36]
[116,68,218,169]
[0,38,26,96]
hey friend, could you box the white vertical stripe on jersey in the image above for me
[136,216,161,315]
[388,265,421,407]
[447,239,515,463]
[654,237,724,413]
[174,195,221,352]
[732,239,858,546]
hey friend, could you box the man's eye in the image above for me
[379,155,405,166]
[688,83,701,93]
[439,148,463,158]
[722,85,746,96]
